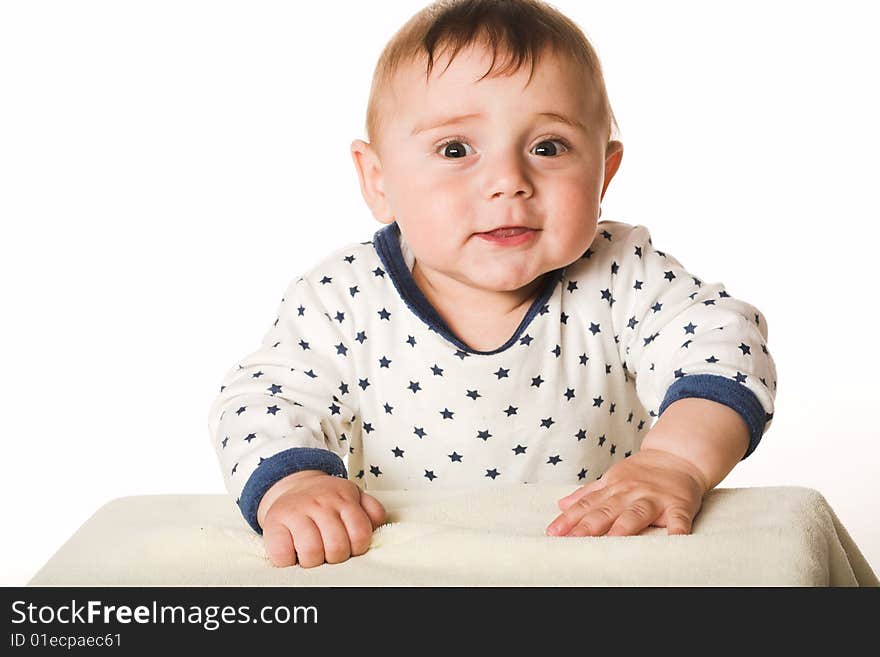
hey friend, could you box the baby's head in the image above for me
[351,0,623,299]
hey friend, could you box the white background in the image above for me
[2,0,878,585]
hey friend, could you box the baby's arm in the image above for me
[639,396,750,491]
[548,223,777,537]
[208,273,386,566]
[607,223,777,461]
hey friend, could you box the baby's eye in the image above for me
[532,139,569,157]
[437,140,473,159]
[437,137,568,160]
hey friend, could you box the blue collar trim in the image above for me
[372,221,564,355]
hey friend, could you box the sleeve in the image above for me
[608,224,777,460]
[207,274,359,534]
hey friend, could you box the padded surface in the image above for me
[28,485,878,586]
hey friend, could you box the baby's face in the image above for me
[352,43,622,298]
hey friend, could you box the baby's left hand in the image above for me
[545,448,708,537]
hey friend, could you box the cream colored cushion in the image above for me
[28,485,878,586]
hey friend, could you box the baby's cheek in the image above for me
[426,178,475,220]
[553,213,598,259]
[414,196,473,243]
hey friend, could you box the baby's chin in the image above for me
[414,255,556,296]
[462,267,553,295]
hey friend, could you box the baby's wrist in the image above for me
[256,469,329,528]
[639,447,710,494]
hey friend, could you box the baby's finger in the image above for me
[359,491,387,529]
[557,478,605,510]
[310,509,352,564]
[287,516,325,568]
[564,491,629,537]
[262,523,297,568]
[546,488,606,536]
[339,503,376,557]
[605,498,662,537]
[663,505,694,536]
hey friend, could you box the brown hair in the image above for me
[364,0,619,155]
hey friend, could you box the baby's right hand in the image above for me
[256,469,386,568]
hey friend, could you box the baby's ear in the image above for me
[350,139,394,225]
[601,140,624,200]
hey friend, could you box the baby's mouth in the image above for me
[482,227,534,238]
[475,227,540,246]
[478,226,539,238]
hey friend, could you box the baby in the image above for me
[208,0,777,568]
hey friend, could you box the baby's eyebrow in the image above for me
[410,111,587,136]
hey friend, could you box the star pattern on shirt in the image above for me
[213,222,776,506]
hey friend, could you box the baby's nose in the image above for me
[486,167,533,200]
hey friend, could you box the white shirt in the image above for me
[208,220,777,533]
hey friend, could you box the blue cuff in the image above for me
[238,447,348,535]
[658,374,768,460]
